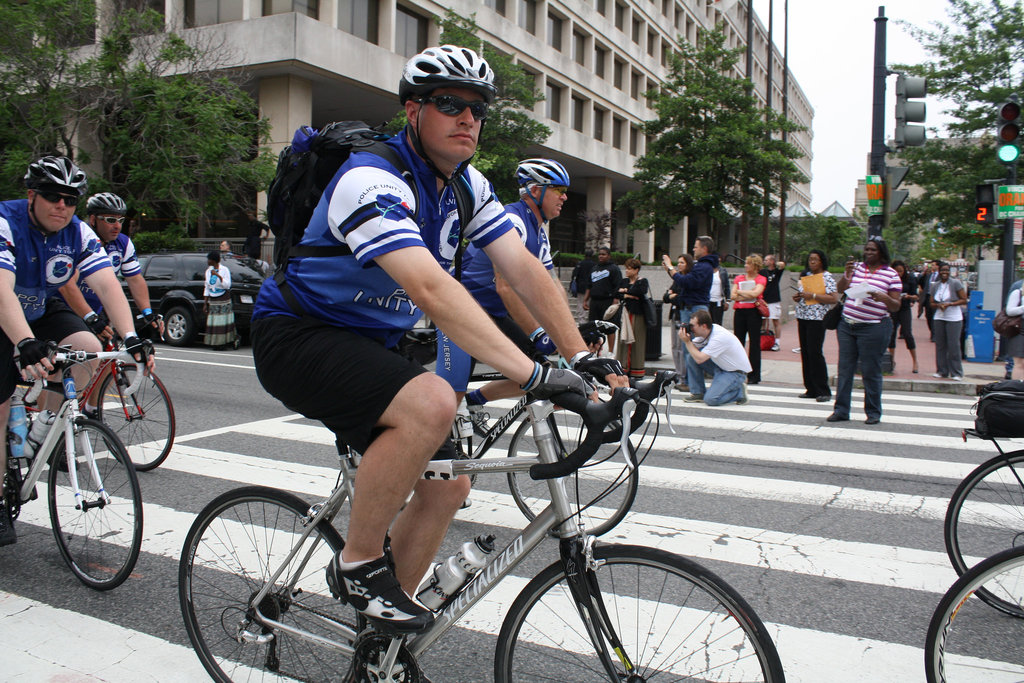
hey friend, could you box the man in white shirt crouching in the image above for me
[680,309,752,405]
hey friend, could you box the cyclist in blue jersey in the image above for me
[0,157,154,546]
[438,158,570,409]
[251,46,625,636]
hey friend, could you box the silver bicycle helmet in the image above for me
[24,156,88,196]
[399,45,497,104]
[515,159,571,187]
[86,192,127,216]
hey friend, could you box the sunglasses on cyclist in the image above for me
[418,95,489,121]
[98,216,126,224]
[547,186,569,196]
[36,191,79,207]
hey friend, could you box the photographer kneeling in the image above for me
[679,309,751,406]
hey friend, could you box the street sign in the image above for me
[998,185,1024,219]
[866,175,884,216]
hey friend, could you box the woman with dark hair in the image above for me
[829,238,902,424]
[887,259,919,374]
[664,253,694,387]
[204,250,238,350]
[614,258,650,380]
[731,253,766,385]
[792,250,838,401]
[929,262,967,380]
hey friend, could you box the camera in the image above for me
[681,322,693,336]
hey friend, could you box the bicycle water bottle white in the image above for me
[25,410,56,459]
[416,534,496,610]
[454,402,473,440]
[8,396,28,458]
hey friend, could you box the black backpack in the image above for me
[265,121,473,281]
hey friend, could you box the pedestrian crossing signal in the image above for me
[976,183,996,224]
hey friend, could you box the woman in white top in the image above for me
[1004,280,1024,379]
[204,250,238,350]
[929,263,967,380]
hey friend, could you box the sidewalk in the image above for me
[646,311,1005,396]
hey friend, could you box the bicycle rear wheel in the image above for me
[47,417,143,590]
[495,544,784,682]
[924,545,1024,682]
[97,364,175,471]
[506,416,638,536]
[179,486,355,683]
[944,450,1024,617]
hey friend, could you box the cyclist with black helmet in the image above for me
[0,157,154,546]
[251,46,624,635]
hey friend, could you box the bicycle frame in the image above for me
[242,398,624,663]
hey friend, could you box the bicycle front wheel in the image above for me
[47,417,143,591]
[98,364,175,471]
[506,416,638,536]
[179,486,355,683]
[944,450,1024,616]
[924,545,1024,682]
[495,544,785,682]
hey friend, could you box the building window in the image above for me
[597,0,607,15]
[571,95,585,132]
[647,29,657,56]
[338,0,377,41]
[546,83,562,122]
[395,5,427,57]
[594,45,607,78]
[612,116,624,150]
[484,0,506,15]
[547,13,562,50]
[186,0,244,27]
[631,17,642,44]
[614,1,625,30]
[630,125,639,155]
[264,0,318,17]
[573,30,587,65]
[631,72,642,99]
[593,107,606,141]
[613,58,625,90]
[518,0,537,34]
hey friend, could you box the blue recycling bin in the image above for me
[966,290,995,362]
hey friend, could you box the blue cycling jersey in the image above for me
[0,199,112,322]
[70,232,142,313]
[461,199,554,317]
[252,130,515,348]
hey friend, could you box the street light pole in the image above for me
[868,6,888,240]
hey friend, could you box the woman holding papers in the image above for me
[792,250,838,401]
[731,254,767,384]
[829,238,902,425]
[887,260,920,374]
[929,263,967,380]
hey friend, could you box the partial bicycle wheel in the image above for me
[180,486,356,683]
[924,545,1024,682]
[506,415,638,536]
[97,363,175,471]
[495,544,785,682]
[944,450,1024,616]
[47,417,143,591]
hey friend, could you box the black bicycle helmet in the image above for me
[399,45,497,104]
[86,192,127,216]
[24,156,88,196]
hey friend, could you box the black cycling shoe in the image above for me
[326,554,433,634]
[0,501,17,547]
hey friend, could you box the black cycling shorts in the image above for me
[0,298,92,404]
[252,315,439,455]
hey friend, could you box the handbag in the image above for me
[823,297,844,330]
[993,309,1022,338]
[603,300,622,321]
[754,297,770,318]
[641,281,658,329]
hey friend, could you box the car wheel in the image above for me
[164,306,197,347]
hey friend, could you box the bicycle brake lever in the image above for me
[618,395,632,470]
[663,385,676,434]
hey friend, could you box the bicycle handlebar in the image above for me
[597,370,679,444]
[24,347,147,404]
[528,387,638,481]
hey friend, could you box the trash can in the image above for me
[645,300,663,361]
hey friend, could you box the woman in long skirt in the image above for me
[204,250,238,350]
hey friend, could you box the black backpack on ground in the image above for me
[973,379,1024,437]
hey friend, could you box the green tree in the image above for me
[892,0,1024,253]
[778,215,863,269]
[617,25,805,245]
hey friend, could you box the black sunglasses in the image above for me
[36,190,79,207]
[418,94,489,121]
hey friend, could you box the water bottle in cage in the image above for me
[25,410,56,459]
[415,534,496,610]
[8,396,28,458]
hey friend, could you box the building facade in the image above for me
[111,0,814,258]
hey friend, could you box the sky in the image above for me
[746,0,956,212]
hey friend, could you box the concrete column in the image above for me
[258,75,313,212]
[166,0,185,30]
[320,0,337,28]
[536,0,549,43]
[378,0,395,51]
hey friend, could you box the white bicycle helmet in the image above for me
[24,156,88,196]
[516,159,571,187]
[399,45,497,104]
[86,192,128,215]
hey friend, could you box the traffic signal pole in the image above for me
[868,7,888,239]
[1002,162,1018,303]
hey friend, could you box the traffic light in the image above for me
[975,183,996,224]
[997,96,1021,164]
[894,74,927,148]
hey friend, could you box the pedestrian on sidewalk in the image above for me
[1004,280,1024,379]
[888,260,920,374]
[792,249,837,401]
[731,254,766,384]
[829,238,901,425]
[680,309,751,406]
[929,263,966,380]
[664,253,694,390]
[760,254,785,351]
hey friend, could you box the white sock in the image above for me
[337,552,383,571]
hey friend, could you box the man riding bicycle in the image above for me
[0,157,154,546]
[251,45,625,640]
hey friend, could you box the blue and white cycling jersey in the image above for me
[71,232,142,313]
[252,130,515,348]
[460,199,553,318]
[0,199,112,322]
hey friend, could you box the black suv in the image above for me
[125,252,266,346]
